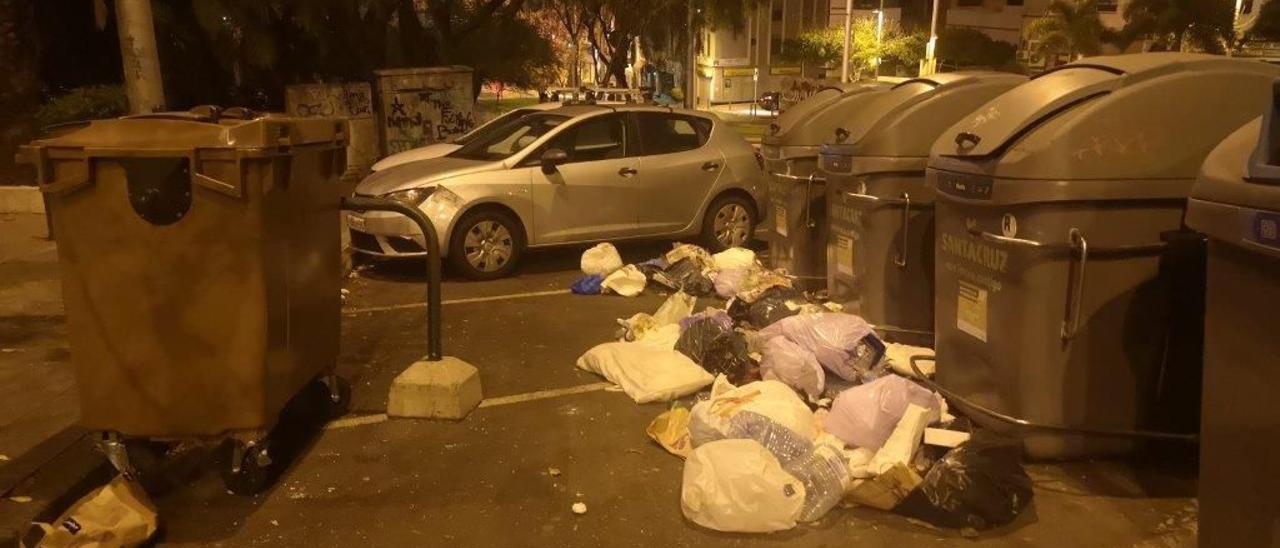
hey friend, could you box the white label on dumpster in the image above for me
[774,205,788,237]
[957,280,988,342]
[836,235,854,277]
[347,213,367,232]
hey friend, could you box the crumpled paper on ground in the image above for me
[23,476,159,548]
[647,407,693,458]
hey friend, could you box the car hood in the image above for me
[371,144,462,172]
[356,157,500,195]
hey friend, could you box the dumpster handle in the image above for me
[803,174,816,229]
[1061,228,1087,341]
[895,193,910,268]
[341,196,443,361]
[907,356,1199,442]
[769,172,827,183]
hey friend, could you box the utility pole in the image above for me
[841,0,853,83]
[686,0,696,108]
[115,0,166,114]
[920,0,941,75]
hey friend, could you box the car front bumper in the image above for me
[346,210,441,258]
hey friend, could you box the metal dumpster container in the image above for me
[819,72,1026,346]
[763,84,886,287]
[1186,111,1280,547]
[927,53,1280,458]
[20,107,351,492]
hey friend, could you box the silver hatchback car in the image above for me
[349,104,767,279]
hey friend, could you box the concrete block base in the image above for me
[387,357,482,420]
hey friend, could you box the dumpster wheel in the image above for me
[315,374,352,420]
[222,441,273,495]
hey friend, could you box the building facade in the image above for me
[943,0,1131,68]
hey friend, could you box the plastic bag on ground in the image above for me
[653,291,697,325]
[742,286,808,328]
[678,308,733,333]
[846,463,923,511]
[675,318,756,384]
[576,339,714,403]
[653,258,716,297]
[688,378,816,447]
[867,403,938,475]
[647,407,693,458]
[714,268,748,299]
[680,439,806,533]
[571,274,604,295]
[712,247,756,270]
[760,336,825,400]
[883,342,936,378]
[894,432,1034,530]
[666,243,715,270]
[736,269,794,303]
[635,257,668,281]
[760,312,887,382]
[601,264,647,296]
[581,243,623,276]
[23,476,158,548]
[725,411,850,522]
[825,375,943,451]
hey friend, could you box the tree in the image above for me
[779,19,925,78]
[1247,0,1280,41]
[1116,0,1233,53]
[1025,0,1109,62]
[935,27,1017,68]
[0,0,39,181]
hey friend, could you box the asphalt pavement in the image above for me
[138,239,1198,548]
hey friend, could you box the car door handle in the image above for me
[618,167,638,177]
[701,162,720,172]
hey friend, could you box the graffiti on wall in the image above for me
[384,85,476,154]
[285,83,373,118]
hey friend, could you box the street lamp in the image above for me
[873,4,884,79]
[920,0,941,75]
[841,0,853,83]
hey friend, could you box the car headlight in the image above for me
[383,187,435,208]
[423,186,464,219]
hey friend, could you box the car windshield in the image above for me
[454,108,536,146]
[448,113,570,161]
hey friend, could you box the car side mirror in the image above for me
[541,148,569,175]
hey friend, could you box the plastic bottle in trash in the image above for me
[727,411,849,522]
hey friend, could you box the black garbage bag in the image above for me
[675,318,757,384]
[894,432,1033,530]
[654,258,716,297]
[744,286,808,328]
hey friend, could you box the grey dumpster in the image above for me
[927,53,1280,458]
[1186,110,1280,547]
[19,107,351,493]
[819,72,1026,346]
[763,84,886,286]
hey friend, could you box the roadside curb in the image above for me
[0,430,110,547]
[0,187,44,215]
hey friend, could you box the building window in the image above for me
[770,37,783,57]
[1096,0,1117,11]
[772,6,783,20]
[854,0,878,9]
[1007,0,1024,5]
[956,0,982,7]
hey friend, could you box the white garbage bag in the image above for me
[825,375,943,451]
[711,247,756,270]
[576,339,713,403]
[601,265,646,297]
[652,291,696,325]
[580,243,623,276]
[688,377,816,447]
[680,439,806,533]
[759,312,883,382]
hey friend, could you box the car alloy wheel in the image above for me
[712,203,752,248]
[462,220,514,273]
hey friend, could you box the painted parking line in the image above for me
[325,381,615,431]
[343,288,572,315]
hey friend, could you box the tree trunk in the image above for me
[115,0,167,114]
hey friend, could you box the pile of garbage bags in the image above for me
[573,264,1033,535]
[571,242,797,301]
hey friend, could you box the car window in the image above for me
[636,113,712,155]
[454,108,534,146]
[543,114,628,163]
[448,113,569,161]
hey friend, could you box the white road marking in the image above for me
[343,288,572,315]
[324,381,615,430]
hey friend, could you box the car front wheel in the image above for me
[447,209,525,280]
[701,195,756,252]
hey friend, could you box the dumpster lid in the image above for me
[1193,101,1280,214]
[764,85,882,146]
[774,84,892,148]
[827,72,1027,158]
[22,107,346,153]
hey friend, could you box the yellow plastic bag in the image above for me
[646,407,693,458]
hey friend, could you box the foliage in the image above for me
[1116,0,1233,53]
[778,19,924,76]
[33,85,128,129]
[1247,0,1280,41]
[935,27,1017,68]
[1025,0,1109,61]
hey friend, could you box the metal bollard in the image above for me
[340,196,444,361]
